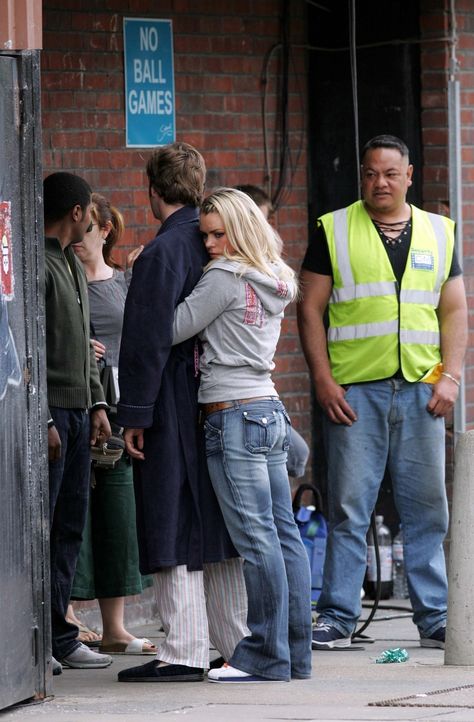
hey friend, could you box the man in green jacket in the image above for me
[43,172,112,672]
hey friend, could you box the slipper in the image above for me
[69,621,102,648]
[99,637,157,655]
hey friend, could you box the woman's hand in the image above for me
[91,338,106,361]
[126,245,144,269]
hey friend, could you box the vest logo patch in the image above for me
[411,250,434,271]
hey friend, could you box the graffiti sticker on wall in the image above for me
[0,201,13,299]
[0,201,21,399]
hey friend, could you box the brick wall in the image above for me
[420,0,474,502]
[420,0,474,414]
[41,0,312,462]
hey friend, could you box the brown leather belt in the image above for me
[201,396,278,418]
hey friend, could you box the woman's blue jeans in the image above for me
[204,399,312,681]
[317,379,449,637]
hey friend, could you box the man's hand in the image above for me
[124,428,145,460]
[90,408,111,447]
[316,377,358,425]
[298,271,357,426]
[48,425,62,461]
[430,275,467,419]
[426,376,459,418]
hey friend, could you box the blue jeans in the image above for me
[49,407,91,659]
[317,380,448,637]
[204,399,312,681]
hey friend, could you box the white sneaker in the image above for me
[60,642,113,669]
[208,663,282,683]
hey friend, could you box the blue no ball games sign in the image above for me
[123,18,175,148]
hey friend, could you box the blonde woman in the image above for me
[172,188,312,683]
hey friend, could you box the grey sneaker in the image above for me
[51,656,62,676]
[60,642,113,669]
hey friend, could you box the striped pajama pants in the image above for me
[152,557,249,668]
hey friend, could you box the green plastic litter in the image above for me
[375,647,409,664]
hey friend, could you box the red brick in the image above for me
[420,12,449,34]
[456,0,474,11]
[422,108,448,127]
[422,127,448,146]
[420,90,447,109]
[174,35,211,53]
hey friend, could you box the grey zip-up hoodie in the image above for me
[172,258,296,403]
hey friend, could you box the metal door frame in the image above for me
[0,48,50,710]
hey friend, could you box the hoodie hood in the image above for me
[208,258,296,315]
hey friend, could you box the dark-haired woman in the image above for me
[68,193,155,656]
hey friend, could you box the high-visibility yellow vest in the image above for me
[319,200,455,384]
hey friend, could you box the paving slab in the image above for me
[3,604,474,722]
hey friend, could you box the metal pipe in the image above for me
[447,0,465,440]
[448,79,465,439]
[445,430,474,665]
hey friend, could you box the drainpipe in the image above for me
[447,0,465,440]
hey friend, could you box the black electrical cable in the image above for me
[362,602,412,613]
[271,0,291,211]
[260,42,280,198]
[260,0,307,211]
[352,518,413,641]
[352,511,380,642]
[348,0,360,194]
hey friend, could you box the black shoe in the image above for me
[420,626,446,649]
[118,660,204,682]
[208,656,225,670]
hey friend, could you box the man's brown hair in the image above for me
[146,142,206,207]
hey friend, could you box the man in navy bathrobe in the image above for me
[116,142,248,682]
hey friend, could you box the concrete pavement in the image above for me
[4,601,474,721]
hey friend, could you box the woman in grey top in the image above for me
[172,188,312,683]
[67,193,154,656]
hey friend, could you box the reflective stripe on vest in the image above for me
[400,329,440,345]
[399,289,440,305]
[328,320,398,342]
[427,211,447,293]
[331,281,396,303]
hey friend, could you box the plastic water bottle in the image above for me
[392,525,409,599]
[295,504,327,605]
[365,515,393,599]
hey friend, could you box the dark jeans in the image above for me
[49,407,91,659]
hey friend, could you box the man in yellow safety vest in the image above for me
[298,134,467,650]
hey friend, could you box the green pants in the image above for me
[71,457,153,599]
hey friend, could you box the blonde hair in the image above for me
[201,188,296,287]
